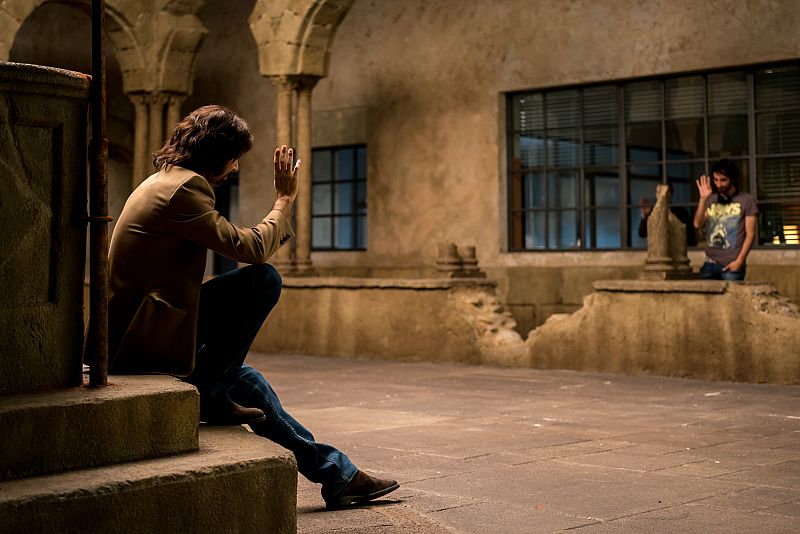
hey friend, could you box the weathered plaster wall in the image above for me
[526,281,800,384]
[312,0,800,271]
[253,278,524,366]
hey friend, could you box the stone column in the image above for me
[130,93,150,188]
[270,76,297,272]
[147,92,168,156]
[294,76,319,274]
[166,93,186,137]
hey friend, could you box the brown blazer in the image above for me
[108,166,293,376]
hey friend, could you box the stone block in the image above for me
[0,63,90,396]
[0,376,199,481]
[0,426,297,534]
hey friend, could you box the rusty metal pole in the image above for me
[88,0,109,387]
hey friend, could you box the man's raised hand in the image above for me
[696,174,713,200]
[274,145,300,202]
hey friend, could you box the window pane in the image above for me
[759,203,800,246]
[517,134,546,168]
[667,162,705,204]
[548,210,579,249]
[586,209,620,249]
[586,173,619,207]
[757,112,800,154]
[628,165,662,205]
[666,76,704,119]
[312,217,331,249]
[547,129,580,167]
[356,180,367,214]
[545,89,580,128]
[513,94,544,133]
[334,216,354,249]
[757,157,800,200]
[312,150,331,182]
[627,122,661,162]
[549,171,579,208]
[357,215,367,249]
[756,66,800,110]
[356,146,367,179]
[584,126,618,166]
[583,85,618,126]
[525,211,545,249]
[626,80,661,122]
[665,119,704,160]
[708,72,747,115]
[524,173,545,208]
[629,208,648,249]
[709,115,748,157]
[312,184,332,215]
[334,182,354,214]
[335,148,354,180]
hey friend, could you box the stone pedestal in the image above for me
[0,63,90,395]
[640,184,693,280]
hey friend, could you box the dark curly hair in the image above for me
[710,159,740,190]
[153,105,253,177]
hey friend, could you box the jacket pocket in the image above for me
[113,292,195,376]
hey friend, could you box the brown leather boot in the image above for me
[323,470,400,509]
[200,396,266,426]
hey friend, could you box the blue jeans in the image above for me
[699,261,746,281]
[193,264,358,495]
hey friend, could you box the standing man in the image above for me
[693,159,758,280]
[108,105,399,509]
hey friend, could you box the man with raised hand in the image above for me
[108,104,399,509]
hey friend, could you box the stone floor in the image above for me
[246,352,800,534]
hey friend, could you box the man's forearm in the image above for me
[693,200,707,229]
[736,216,757,263]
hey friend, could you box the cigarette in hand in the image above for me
[294,159,301,172]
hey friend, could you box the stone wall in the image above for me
[253,277,525,366]
[526,280,800,384]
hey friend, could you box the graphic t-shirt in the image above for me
[703,192,758,266]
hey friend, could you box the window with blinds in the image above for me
[508,62,800,250]
[311,145,367,251]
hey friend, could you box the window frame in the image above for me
[310,144,367,251]
[507,60,800,252]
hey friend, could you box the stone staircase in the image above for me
[0,376,297,534]
[0,63,298,533]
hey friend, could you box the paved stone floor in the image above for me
[247,353,800,534]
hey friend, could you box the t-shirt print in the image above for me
[706,202,742,250]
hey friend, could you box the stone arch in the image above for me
[1,0,206,94]
[248,0,354,77]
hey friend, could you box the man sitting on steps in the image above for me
[107,104,399,509]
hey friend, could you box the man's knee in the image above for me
[247,263,282,305]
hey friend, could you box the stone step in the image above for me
[0,376,199,481]
[0,426,297,534]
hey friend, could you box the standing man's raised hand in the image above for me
[696,174,713,199]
